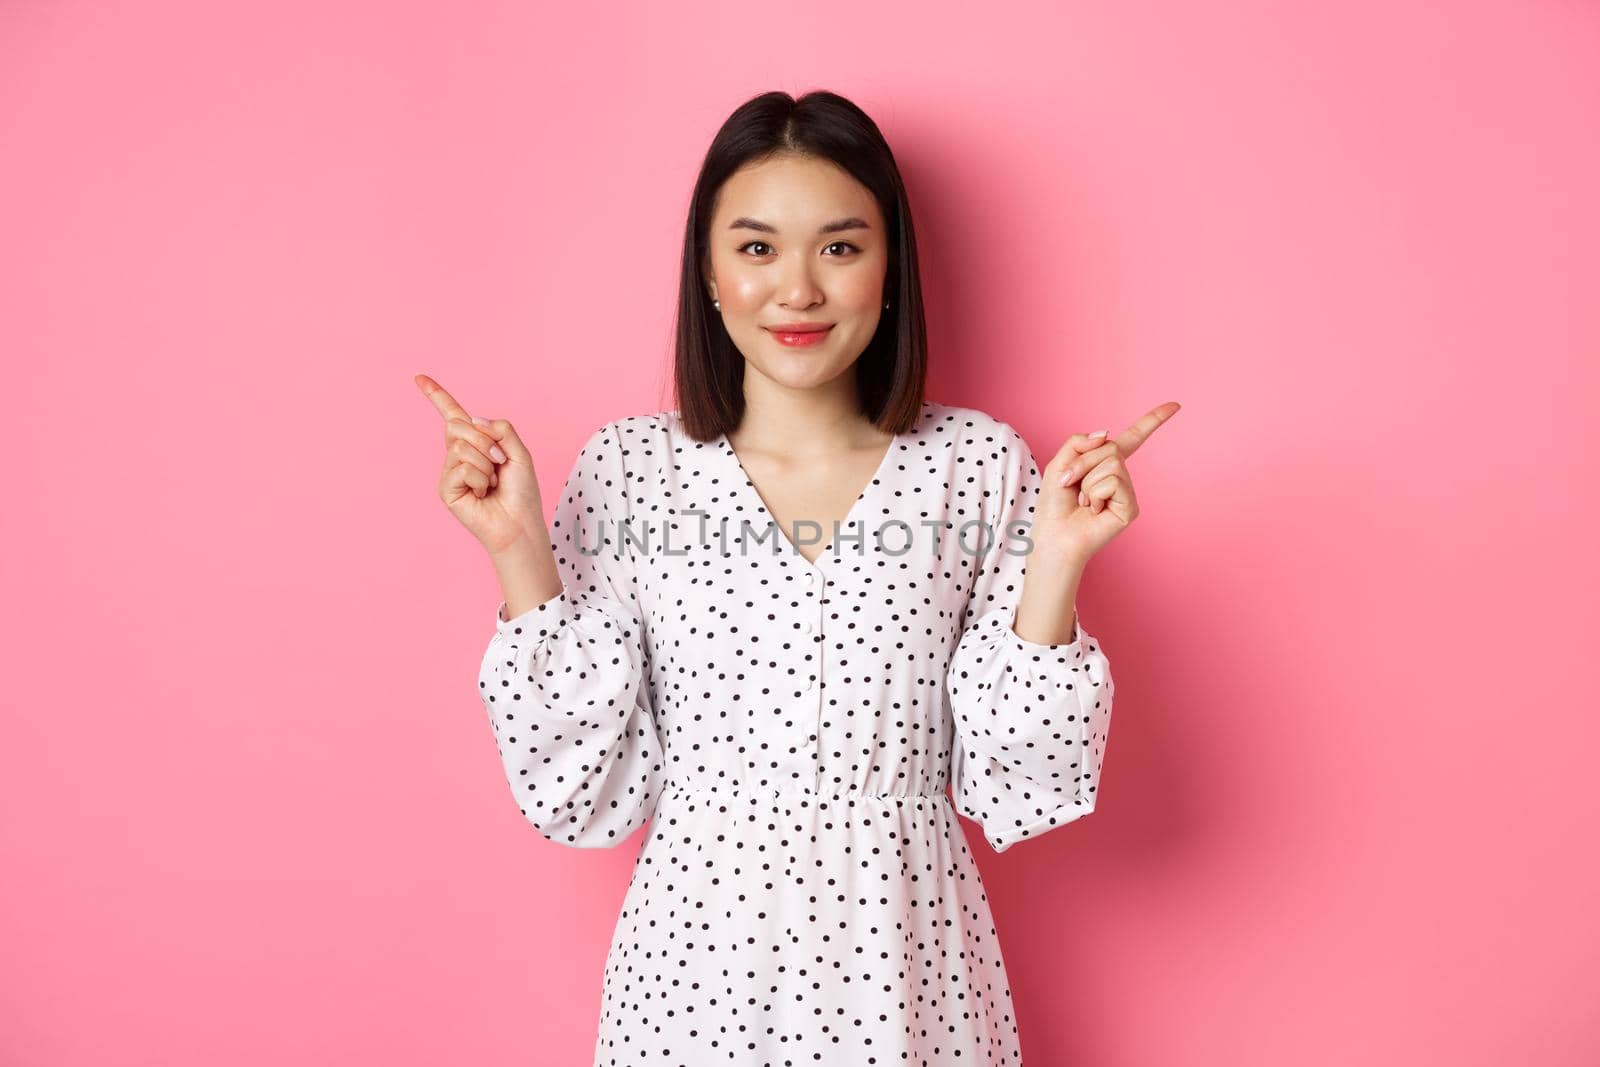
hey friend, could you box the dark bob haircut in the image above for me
[673,90,928,442]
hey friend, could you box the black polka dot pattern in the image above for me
[478,401,1115,1064]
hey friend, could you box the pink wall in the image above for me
[4,1,1596,1063]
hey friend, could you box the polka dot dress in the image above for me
[478,401,1115,1065]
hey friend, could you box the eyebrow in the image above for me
[726,216,872,235]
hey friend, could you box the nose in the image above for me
[777,255,824,310]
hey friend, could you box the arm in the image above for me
[477,422,665,849]
[946,422,1116,853]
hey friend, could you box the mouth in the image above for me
[765,323,835,347]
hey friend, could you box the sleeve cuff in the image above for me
[492,586,574,644]
[1003,603,1084,666]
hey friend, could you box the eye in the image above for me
[735,240,862,257]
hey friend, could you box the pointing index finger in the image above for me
[1115,401,1181,457]
[414,374,472,423]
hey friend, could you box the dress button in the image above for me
[804,676,816,691]
[799,620,813,634]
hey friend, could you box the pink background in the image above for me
[4,1,1596,1063]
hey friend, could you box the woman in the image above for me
[418,89,1176,1064]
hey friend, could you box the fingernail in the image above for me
[1058,470,1073,487]
[490,445,507,462]
[1089,429,1108,438]
[1079,490,1088,507]
[472,416,489,427]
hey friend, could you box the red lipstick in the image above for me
[765,322,834,347]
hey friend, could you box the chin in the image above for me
[748,355,857,391]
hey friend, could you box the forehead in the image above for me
[712,154,880,227]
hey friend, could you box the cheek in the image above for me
[707,253,756,307]
[832,264,888,310]
[726,276,767,307]
[710,265,764,310]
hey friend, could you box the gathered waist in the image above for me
[660,779,950,804]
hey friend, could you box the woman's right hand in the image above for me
[415,373,545,557]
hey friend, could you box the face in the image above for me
[702,153,890,393]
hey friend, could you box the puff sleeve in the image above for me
[946,422,1115,853]
[477,422,665,849]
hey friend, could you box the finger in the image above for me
[454,459,492,498]
[1057,440,1122,488]
[415,374,473,424]
[1086,473,1120,514]
[473,416,534,467]
[445,417,508,464]
[447,438,498,483]
[1114,401,1181,458]
[1075,455,1125,496]
[1089,473,1136,517]
[1048,428,1110,471]
[440,455,491,501]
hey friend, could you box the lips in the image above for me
[767,324,834,347]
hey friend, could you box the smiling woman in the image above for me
[704,164,891,377]
[673,92,928,442]
[433,87,1133,1067]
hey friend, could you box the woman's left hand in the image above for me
[1031,401,1181,567]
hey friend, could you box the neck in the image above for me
[730,369,878,456]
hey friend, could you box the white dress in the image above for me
[478,400,1115,1065]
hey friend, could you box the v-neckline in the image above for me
[717,420,904,571]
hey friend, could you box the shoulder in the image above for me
[580,410,675,455]
[924,403,1049,511]
[574,412,681,491]
[919,401,1030,455]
